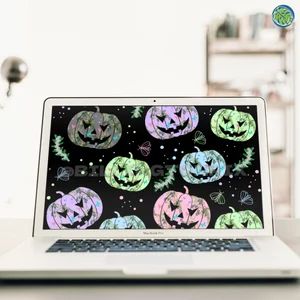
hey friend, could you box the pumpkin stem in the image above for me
[95,106,100,112]
[183,186,189,194]
[233,106,237,111]
[114,211,121,218]
[56,191,65,197]
[194,146,200,152]
[129,152,133,159]
[229,206,235,213]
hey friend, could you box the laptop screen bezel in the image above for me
[33,97,274,238]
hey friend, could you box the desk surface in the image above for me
[0,218,300,300]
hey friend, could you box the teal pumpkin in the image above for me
[214,207,263,229]
[100,211,146,229]
[179,146,226,184]
[210,106,256,142]
[104,152,151,192]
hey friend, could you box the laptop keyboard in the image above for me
[46,239,254,253]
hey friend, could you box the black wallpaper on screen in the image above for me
[43,105,263,229]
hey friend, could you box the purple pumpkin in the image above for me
[46,187,103,229]
[145,106,199,139]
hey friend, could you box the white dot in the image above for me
[231,194,234,197]
[126,132,129,134]
[139,199,143,203]
[46,196,51,200]
[122,106,125,108]
[67,107,70,110]
[248,185,251,188]
[229,174,233,178]
[133,131,136,133]
[99,159,102,162]
[81,171,85,175]
[181,151,184,154]
[51,183,55,187]
[258,188,262,192]
[62,106,65,109]
[119,196,124,200]
[219,182,223,186]
[172,156,176,160]
[80,159,83,162]
[174,148,178,152]
[255,170,259,174]
[160,145,164,149]
[89,162,93,166]
[128,125,131,128]
[133,207,136,211]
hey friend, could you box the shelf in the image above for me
[209,39,289,55]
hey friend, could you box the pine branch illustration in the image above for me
[52,134,70,162]
[154,165,177,192]
[131,106,144,118]
[233,147,255,173]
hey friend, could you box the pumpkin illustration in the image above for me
[210,106,256,142]
[100,211,146,229]
[214,207,263,229]
[104,152,151,192]
[67,107,122,149]
[145,106,199,139]
[179,146,226,184]
[153,186,211,229]
[46,187,103,229]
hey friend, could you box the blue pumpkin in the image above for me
[179,146,226,184]
[99,211,146,229]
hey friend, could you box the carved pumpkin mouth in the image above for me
[113,175,141,187]
[61,206,93,229]
[190,168,218,180]
[164,212,198,229]
[219,125,247,138]
[157,119,189,134]
[78,131,111,145]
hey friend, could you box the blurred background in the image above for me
[0,0,299,219]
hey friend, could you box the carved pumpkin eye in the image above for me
[83,120,91,129]
[157,115,166,122]
[174,109,182,118]
[206,159,212,166]
[170,202,178,211]
[89,128,96,135]
[190,161,198,169]
[76,198,84,208]
[100,124,108,131]
[223,116,229,124]
[188,208,197,216]
[118,165,125,173]
[132,169,139,176]
[58,209,68,218]
[73,211,79,217]
[238,120,245,127]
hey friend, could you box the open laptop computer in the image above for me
[0,97,299,280]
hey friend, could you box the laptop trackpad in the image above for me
[106,254,193,266]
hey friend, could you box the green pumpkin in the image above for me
[214,207,263,229]
[210,106,256,142]
[104,152,151,192]
[100,211,146,229]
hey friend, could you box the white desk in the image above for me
[0,218,299,300]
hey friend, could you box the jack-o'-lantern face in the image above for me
[211,107,256,142]
[46,187,103,229]
[104,152,151,192]
[179,146,226,184]
[67,107,122,149]
[153,186,211,229]
[100,211,146,229]
[145,106,199,139]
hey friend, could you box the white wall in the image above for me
[0,0,299,218]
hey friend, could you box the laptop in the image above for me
[0,97,299,279]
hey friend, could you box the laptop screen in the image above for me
[44,105,263,230]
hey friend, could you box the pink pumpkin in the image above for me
[46,187,103,229]
[145,106,199,139]
[153,186,210,229]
